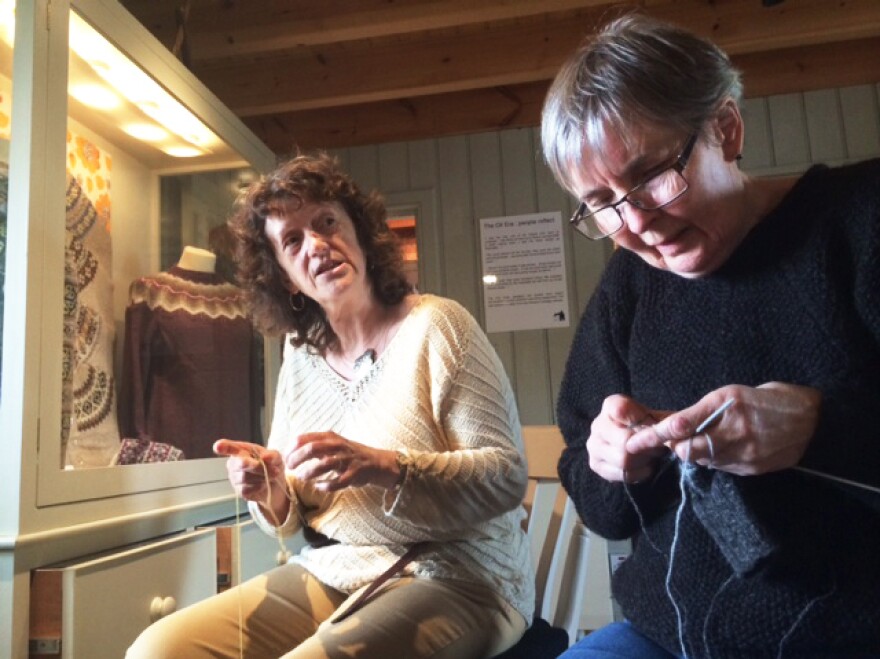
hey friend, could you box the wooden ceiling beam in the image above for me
[119,0,608,59]
[185,0,607,60]
[117,0,880,153]
[246,36,880,153]
[659,0,880,55]
[196,0,880,118]
[195,12,591,116]
[735,36,880,99]
[243,81,552,154]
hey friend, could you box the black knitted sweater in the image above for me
[557,159,880,659]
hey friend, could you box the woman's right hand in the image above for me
[213,439,290,524]
[626,383,821,476]
[588,395,670,483]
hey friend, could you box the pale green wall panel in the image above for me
[840,85,880,160]
[334,85,880,428]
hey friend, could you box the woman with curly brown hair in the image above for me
[127,152,533,659]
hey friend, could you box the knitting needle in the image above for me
[671,398,734,468]
[694,398,734,434]
[630,399,734,480]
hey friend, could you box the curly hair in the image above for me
[228,152,411,351]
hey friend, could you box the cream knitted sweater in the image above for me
[250,294,535,621]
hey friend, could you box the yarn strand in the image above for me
[252,452,294,565]
[622,481,665,554]
[233,449,298,658]
[775,579,837,659]
[235,493,244,659]
[623,400,846,657]
[665,439,696,659]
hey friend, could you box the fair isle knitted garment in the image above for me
[63,173,121,468]
[250,294,536,622]
[126,267,245,318]
[557,159,880,658]
[118,266,263,459]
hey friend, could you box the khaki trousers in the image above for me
[127,561,527,658]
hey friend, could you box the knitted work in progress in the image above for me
[627,439,837,659]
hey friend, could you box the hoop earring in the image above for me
[289,292,305,312]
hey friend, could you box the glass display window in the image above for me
[10,0,277,508]
[0,0,14,402]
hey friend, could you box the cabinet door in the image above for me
[30,528,216,658]
[215,519,306,590]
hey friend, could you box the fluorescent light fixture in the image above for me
[122,123,169,142]
[162,145,205,158]
[69,83,122,110]
[0,0,14,47]
[69,11,220,154]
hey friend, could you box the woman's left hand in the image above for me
[626,382,822,476]
[285,431,400,491]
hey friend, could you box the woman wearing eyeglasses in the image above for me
[544,13,880,659]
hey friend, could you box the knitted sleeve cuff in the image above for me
[247,479,302,538]
[382,451,416,516]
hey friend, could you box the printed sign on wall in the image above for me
[479,211,570,333]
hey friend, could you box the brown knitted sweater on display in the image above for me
[118,266,262,459]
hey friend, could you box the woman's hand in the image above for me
[213,439,290,524]
[285,431,400,492]
[587,395,672,483]
[626,382,822,476]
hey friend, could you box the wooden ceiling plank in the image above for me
[198,0,880,117]
[733,36,880,99]
[244,80,551,153]
[246,36,880,152]
[119,0,611,60]
[118,0,880,153]
[660,0,880,55]
[195,12,594,115]
[184,0,609,60]
[123,0,880,61]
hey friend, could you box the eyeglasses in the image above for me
[570,133,698,240]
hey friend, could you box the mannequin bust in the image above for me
[177,246,216,273]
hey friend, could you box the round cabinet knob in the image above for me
[149,595,178,621]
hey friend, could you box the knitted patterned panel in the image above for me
[128,271,247,320]
[62,133,120,468]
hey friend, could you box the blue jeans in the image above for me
[560,622,680,659]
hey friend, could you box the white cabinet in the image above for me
[0,1,277,657]
[211,517,306,591]
[28,520,306,657]
[29,529,217,659]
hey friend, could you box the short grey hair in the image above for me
[541,13,742,194]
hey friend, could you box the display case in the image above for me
[0,1,277,656]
